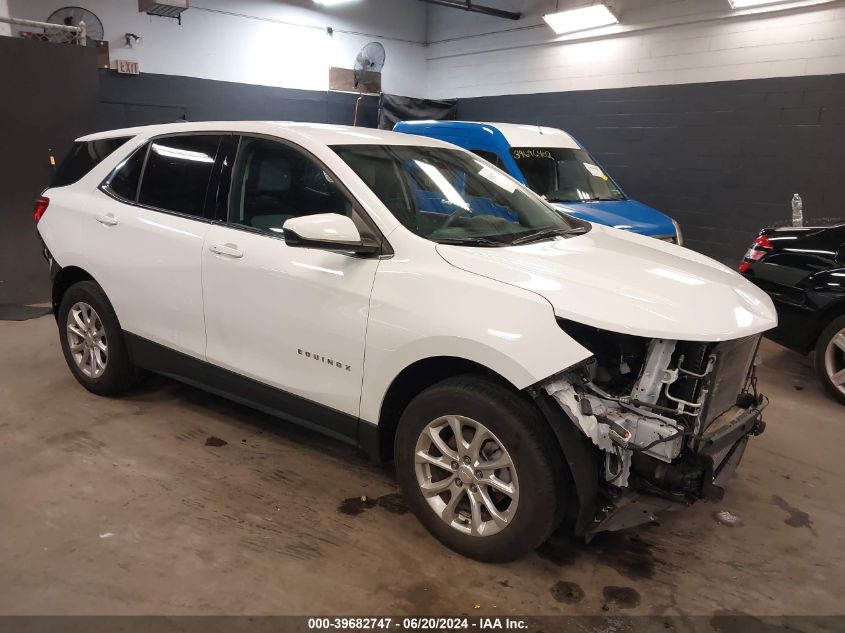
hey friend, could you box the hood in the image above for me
[554,200,675,238]
[436,225,777,342]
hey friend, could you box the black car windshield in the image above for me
[510,147,625,203]
[332,144,588,245]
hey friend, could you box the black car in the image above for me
[739,223,845,403]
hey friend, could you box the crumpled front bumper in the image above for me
[585,402,766,536]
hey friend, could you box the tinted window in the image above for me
[138,135,221,217]
[104,143,148,202]
[472,150,505,170]
[51,137,130,187]
[228,137,351,234]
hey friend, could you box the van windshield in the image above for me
[510,147,626,203]
[332,144,589,246]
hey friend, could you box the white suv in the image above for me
[36,122,777,561]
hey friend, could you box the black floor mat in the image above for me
[0,304,52,321]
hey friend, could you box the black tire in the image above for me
[395,375,564,562]
[58,280,143,396]
[814,314,845,405]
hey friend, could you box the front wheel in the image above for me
[815,315,845,404]
[395,375,564,562]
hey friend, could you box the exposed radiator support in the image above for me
[416,0,522,20]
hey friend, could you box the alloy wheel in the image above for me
[66,302,108,378]
[414,415,518,537]
[824,327,845,397]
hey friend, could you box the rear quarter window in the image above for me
[51,137,131,188]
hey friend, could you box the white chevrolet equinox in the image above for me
[36,122,777,561]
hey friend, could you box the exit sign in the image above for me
[116,60,140,75]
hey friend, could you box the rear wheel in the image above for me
[395,375,563,562]
[58,281,143,396]
[815,315,845,404]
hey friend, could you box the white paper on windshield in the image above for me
[478,165,517,193]
[583,162,608,180]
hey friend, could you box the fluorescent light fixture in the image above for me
[543,4,618,35]
[727,0,790,7]
[313,0,359,5]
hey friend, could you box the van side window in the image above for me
[51,137,131,188]
[138,135,222,218]
[472,150,505,170]
[103,143,148,202]
[227,137,352,235]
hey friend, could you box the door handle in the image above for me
[95,213,118,226]
[209,243,244,258]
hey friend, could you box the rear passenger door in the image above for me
[201,135,380,426]
[96,133,224,358]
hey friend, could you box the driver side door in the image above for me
[201,135,380,438]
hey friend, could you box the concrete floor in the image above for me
[1,315,843,617]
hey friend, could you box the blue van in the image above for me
[393,120,682,244]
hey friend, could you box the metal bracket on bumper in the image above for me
[696,404,766,501]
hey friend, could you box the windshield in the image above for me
[332,145,588,245]
[510,147,625,203]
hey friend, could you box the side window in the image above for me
[472,149,505,170]
[138,135,222,217]
[103,143,148,202]
[228,137,352,234]
[51,137,131,188]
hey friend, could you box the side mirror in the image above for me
[282,213,379,256]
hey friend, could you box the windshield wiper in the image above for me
[509,227,588,245]
[434,237,506,247]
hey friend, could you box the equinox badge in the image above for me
[298,349,351,372]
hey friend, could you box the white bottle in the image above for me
[791,193,803,227]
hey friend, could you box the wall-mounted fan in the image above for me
[353,42,386,92]
[47,6,105,44]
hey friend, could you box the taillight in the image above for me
[739,234,773,272]
[34,196,49,223]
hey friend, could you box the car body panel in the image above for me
[553,200,673,238]
[741,224,845,354]
[37,183,210,359]
[393,120,678,240]
[358,226,593,424]
[436,224,777,342]
[202,223,379,418]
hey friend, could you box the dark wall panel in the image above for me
[96,70,379,130]
[457,74,845,265]
[0,37,99,305]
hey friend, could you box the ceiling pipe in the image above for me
[416,0,522,20]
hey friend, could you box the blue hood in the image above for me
[554,199,675,238]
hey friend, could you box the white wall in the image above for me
[7,0,845,100]
[7,0,429,96]
[426,0,845,98]
[0,0,10,36]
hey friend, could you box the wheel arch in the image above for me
[371,355,510,462]
[51,264,100,319]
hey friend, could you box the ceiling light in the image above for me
[543,4,618,35]
[313,0,360,6]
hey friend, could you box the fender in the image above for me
[359,234,592,424]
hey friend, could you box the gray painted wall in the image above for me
[96,70,380,131]
[0,37,99,305]
[457,73,845,264]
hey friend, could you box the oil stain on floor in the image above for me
[550,580,585,604]
[338,493,409,516]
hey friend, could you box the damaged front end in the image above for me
[538,320,767,537]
